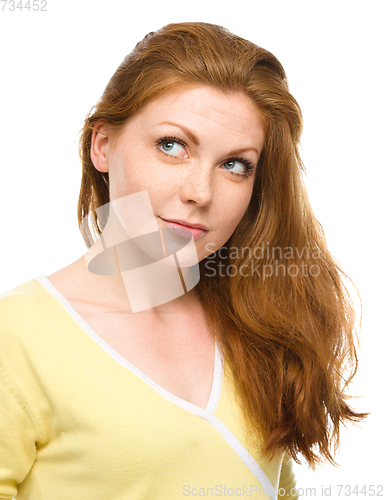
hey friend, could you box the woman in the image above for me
[0,22,368,500]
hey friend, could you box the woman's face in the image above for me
[91,84,265,261]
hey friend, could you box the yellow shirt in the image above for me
[0,275,299,500]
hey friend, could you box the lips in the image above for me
[159,218,208,231]
[158,217,208,239]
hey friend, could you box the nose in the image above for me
[179,164,214,207]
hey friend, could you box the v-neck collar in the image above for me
[29,274,277,499]
[33,274,224,416]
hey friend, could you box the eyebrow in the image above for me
[156,121,260,157]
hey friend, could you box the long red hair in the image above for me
[77,21,369,469]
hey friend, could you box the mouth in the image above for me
[158,217,208,239]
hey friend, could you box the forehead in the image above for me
[131,85,266,142]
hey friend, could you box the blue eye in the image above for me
[155,135,255,178]
[223,160,249,176]
[156,136,187,157]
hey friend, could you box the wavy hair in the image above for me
[77,21,369,469]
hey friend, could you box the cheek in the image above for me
[122,151,175,191]
[110,155,154,197]
[118,170,171,212]
[220,194,252,229]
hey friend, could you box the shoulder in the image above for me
[0,276,57,349]
[0,277,47,319]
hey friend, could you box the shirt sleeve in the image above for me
[0,356,38,500]
[278,451,300,499]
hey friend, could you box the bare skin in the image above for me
[47,256,216,409]
[48,84,265,409]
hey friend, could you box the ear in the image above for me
[90,121,111,173]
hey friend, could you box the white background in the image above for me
[0,0,384,497]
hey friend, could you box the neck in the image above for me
[75,255,202,319]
